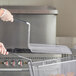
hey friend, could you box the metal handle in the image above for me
[14,17,31,48]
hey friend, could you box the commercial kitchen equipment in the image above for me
[0,6,58,45]
[29,56,76,76]
[0,6,72,76]
[0,54,75,76]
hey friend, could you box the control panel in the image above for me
[0,57,28,68]
[0,53,62,70]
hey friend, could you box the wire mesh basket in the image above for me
[28,56,76,76]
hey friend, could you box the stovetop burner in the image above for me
[7,48,32,53]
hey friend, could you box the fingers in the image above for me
[0,8,14,22]
[0,42,9,55]
[1,16,13,22]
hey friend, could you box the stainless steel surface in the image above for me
[0,53,61,76]
[0,53,61,62]
[30,43,72,54]
[0,6,58,15]
[0,7,58,76]
[0,68,29,71]
[0,17,29,49]
[0,72,30,76]
[15,14,56,45]
[0,14,56,47]
[14,18,31,48]
[0,54,31,76]
[29,15,56,44]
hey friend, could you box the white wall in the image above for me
[0,0,53,6]
[53,0,76,37]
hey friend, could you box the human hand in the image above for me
[0,42,9,55]
[0,8,14,22]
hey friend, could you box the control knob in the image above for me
[4,61,9,66]
[11,60,15,66]
[18,60,23,66]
